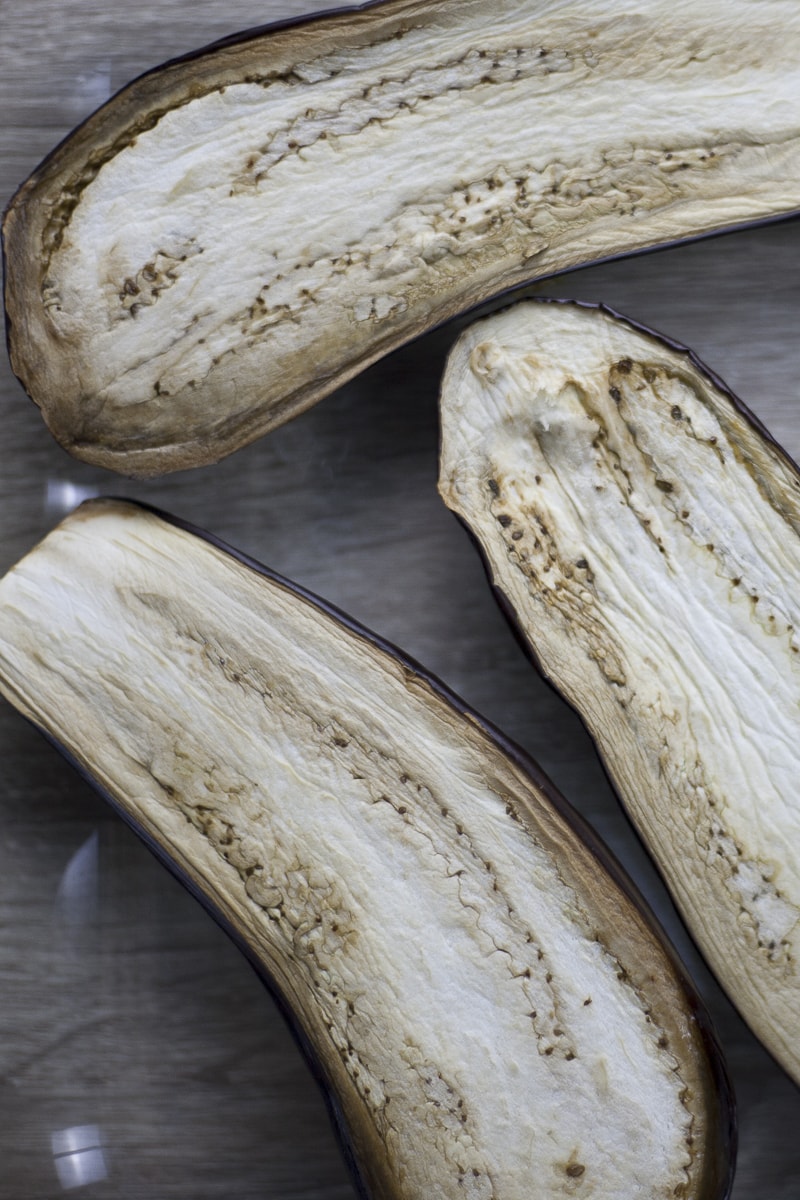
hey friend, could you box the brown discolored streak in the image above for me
[439,298,800,1083]
[4,0,800,474]
[0,499,731,1199]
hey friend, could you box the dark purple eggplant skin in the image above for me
[6,498,734,1200]
[441,294,800,1099]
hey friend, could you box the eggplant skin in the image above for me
[438,298,800,1086]
[4,1,800,475]
[0,499,733,1199]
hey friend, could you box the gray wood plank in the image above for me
[1,3,799,1196]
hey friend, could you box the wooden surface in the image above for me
[1,3,799,1196]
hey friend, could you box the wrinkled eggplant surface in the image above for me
[439,300,800,1085]
[0,499,732,1200]
[4,0,800,476]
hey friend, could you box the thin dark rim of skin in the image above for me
[527,298,800,474]
[10,497,734,1199]
[3,0,800,471]
[440,292,800,1098]
[2,0,391,208]
[0,0,404,404]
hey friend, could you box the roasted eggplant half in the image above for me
[439,299,800,1085]
[0,499,732,1199]
[4,0,800,475]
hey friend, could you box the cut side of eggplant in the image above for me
[4,0,800,476]
[439,299,800,1085]
[0,499,732,1199]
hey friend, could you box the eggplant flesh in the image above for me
[438,300,800,1084]
[0,500,731,1199]
[4,1,800,476]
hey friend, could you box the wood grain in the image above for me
[1,2,800,1197]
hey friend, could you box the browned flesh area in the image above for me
[4,0,800,473]
[439,299,800,1085]
[0,500,730,1198]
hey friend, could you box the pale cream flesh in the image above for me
[5,0,800,473]
[439,300,800,1083]
[0,501,725,1199]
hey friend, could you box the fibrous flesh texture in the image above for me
[0,499,731,1199]
[4,0,800,473]
[439,299,800,1084]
